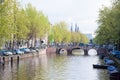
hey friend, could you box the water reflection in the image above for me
[88,49,97,56]
[0,53,109,80]
[72,49,84,55]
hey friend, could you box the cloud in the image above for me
[20,0,111,33]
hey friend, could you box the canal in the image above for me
[0,50,109,80]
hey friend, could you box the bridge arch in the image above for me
[87,49,98,56]
[56,48,67,55]
[56,46,98,56]
[71,48,85,55]
[69,47,88,55]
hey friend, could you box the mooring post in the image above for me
[1,57,5,69]
[3,57,5,64]
[0,57,2,63]
[11,57,13,67]
[17,56,19,67]
[17,56,19,63]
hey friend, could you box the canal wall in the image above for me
[0,49,46,63]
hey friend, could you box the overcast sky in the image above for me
[20,0,111,34]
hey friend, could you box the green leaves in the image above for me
[95,0,120,45]
[48,22,89,44]
[25,4,50,39]
[0,0,88,48]
[0,0,50,48]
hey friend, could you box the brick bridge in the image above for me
[56,45,98,55]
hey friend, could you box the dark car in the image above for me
[0,50,13,56]
[29,47,39,52]
[12,49,24,55]
[20,48,31,53]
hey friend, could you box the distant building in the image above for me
[85,33,93,40]
[84,33,94,44]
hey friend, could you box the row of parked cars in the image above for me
[0,47,39,56]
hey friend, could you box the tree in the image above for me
[0,0,16,48]
[49,21,89,45]
[95,0,120,49]
[25,3,50,47]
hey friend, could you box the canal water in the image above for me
[0,49,109,80]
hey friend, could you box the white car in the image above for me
[4,51,13,56]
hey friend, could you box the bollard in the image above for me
[3,57,5,63]
[11,57,13,67]
[17,56,19,63]
[11,57,13,63]
[0,57,2,64]
[1,57,5,67]
[17,56,19,67]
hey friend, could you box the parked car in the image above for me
[30,49,36,53]
[79,43,84,46]
[12,49,24,55]
[5,51,13,56]
[20,48,31,53]
[29,47,39,52]
[0,50,13,56]
[0,50,5,56]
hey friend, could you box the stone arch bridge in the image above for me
[56,46,98,55]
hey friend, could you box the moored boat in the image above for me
[93,64,108,69]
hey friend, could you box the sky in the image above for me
[20,0,111,34]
